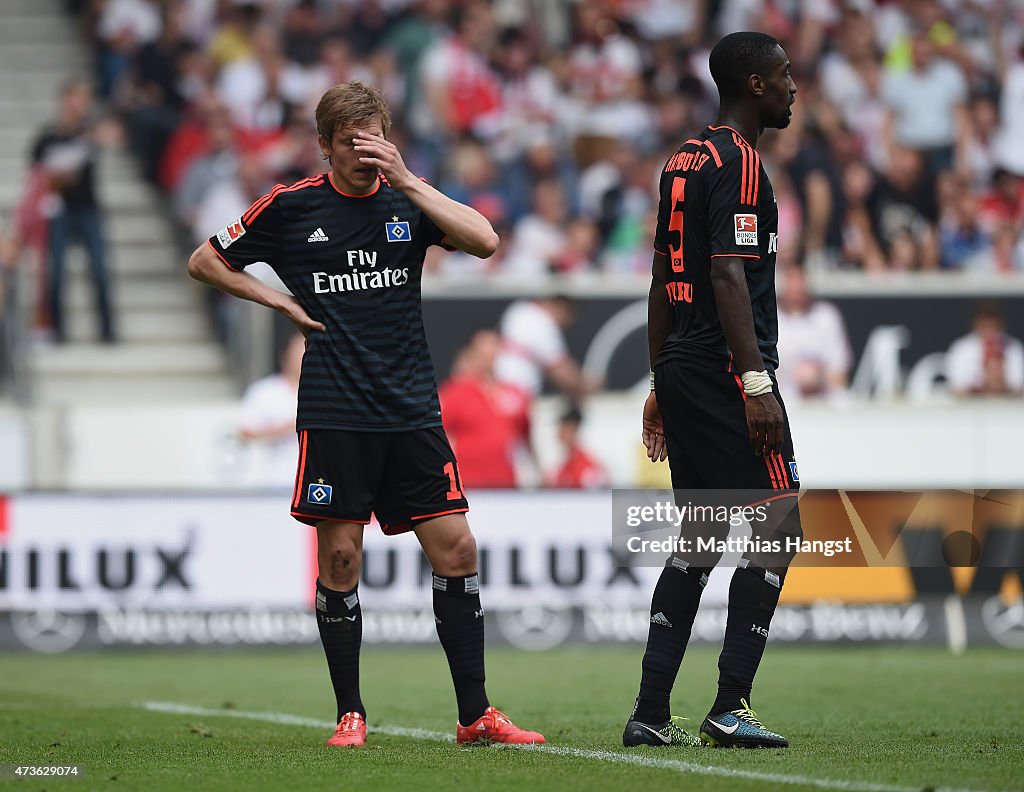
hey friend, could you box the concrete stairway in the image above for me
[0,0,237,404]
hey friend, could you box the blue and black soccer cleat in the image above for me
[623,715,704,747]
[699,698,789,748]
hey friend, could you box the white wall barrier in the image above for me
[1,491,1019,652]
[0,397,1017,491]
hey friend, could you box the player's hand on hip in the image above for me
[279,295,325,338]
[353,132,413,191]
[642,391,668,462]
[745,392,784,457]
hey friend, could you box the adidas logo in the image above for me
[650,612,673,628]
[307,227,329,242]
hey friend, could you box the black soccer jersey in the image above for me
[209,172,454,432]
[653,125,781,373]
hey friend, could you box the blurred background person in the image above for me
[549,404,607,489]
[439,330,531,489]
[775,266,852,401]
[946,302,1024,397]
[237,332,304,487]
[882,30,968,176]
[31,79,116,344]
[494,295,600,402]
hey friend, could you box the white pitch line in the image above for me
[139,701,992,792]
[141,701,450,742]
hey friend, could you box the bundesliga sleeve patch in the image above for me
[734,213,758,246]
[216,218,246,249]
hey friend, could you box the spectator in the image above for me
[383,0,449,124]
[439,330,531,489]
[215,26,307,133]
[994,36,1024,177]
[978,168,1024,270]
[566,3,648,163]
[483,27,561,165]
[775,266,851,401]
[494,295,600,400]
[882,30,968,174]
[550,406,608,489]
[238,332,305,487]
[281,0,326,68]
[62,0,1024,284]
[504,178,570,276]
[772,124,844,269]
[866,145,940,270]
[192,154,267,248]
[839,160,888,271]
[415,1,502,145]
[940,176,995,270]
[174,104,239,234]
[124,3,189,183]
[95,0,162,99]
[553,218,600,274]
[959,94,1001,192]
[946,302,1024,397]
[304,37,375,101]
[31,80,115,344]
[206,1,262,69]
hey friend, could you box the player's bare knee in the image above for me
[442,531,478,576]
[319,540,361,589]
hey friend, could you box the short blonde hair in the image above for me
[315,82,392,142]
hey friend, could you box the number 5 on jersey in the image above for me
[667,176,686,273]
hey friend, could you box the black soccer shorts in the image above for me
[655,359,800,492]
[289,426,469,534]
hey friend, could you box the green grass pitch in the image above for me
[0,645,1021,792]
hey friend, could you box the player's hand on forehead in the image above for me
[353,131,413,189]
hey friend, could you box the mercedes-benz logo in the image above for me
[980,596,1024,649]
[495,606,573,651]
[11,610,88,653]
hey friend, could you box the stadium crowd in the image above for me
[71,0,1024,277]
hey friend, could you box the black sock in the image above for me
[633,560,709,724]
[432,573,489,725]
[315,580,365,722]
[711,564,784,715]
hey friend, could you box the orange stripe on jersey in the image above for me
[702,139,723,168]
[291,430,309,509]
[290,511,369,525]
[765,457,781,489]
[737,136,749,203]
[243,191,276,225]
[729,363,749,403]
[244,175,324,225]
[749,147,761,204]
[731,133,760,206]
[731,133,750,204]
[207,239,239,270]
[774,454,789,488]
[408,507,470,522]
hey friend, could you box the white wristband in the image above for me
[650,371,656,391]
[741,370,773,397]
